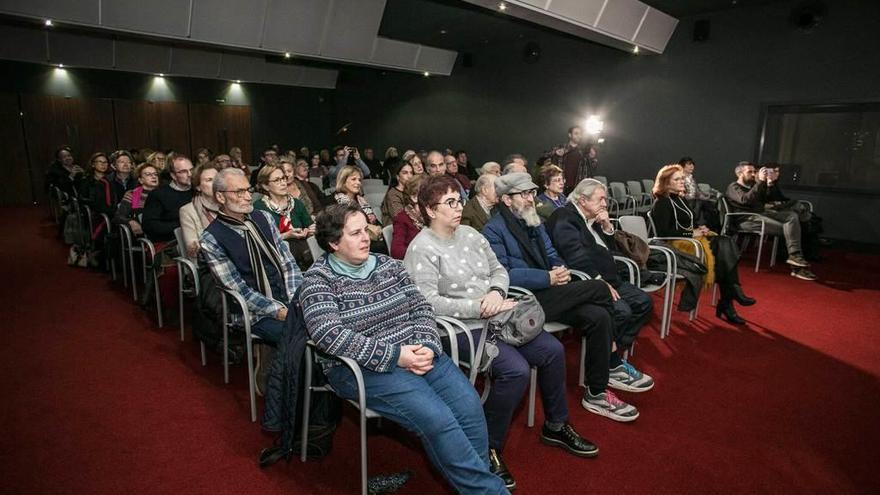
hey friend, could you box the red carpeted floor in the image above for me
[2,206,879,495]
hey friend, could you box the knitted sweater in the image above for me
[299,254,442,373]
[404,225,509,321]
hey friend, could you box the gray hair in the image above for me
[480,161,501,175]
[171,155,192,173]
[213,167,245,196]
[567,178,606,204]
[474,174,495,195]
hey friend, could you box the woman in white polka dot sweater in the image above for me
[404,175,597,491]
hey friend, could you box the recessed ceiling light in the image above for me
[44,19,53,27]
[440,29,447,34]
[499,3,507,11]
[632,45,640,54]
[234,80,241,84]
[423,71,430,77]
[157,73,164,78]
[284,52,291,59]
[57,64,64,68]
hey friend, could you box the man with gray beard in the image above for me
[482,173,642,423]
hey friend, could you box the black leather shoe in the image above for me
[539,423,599,458]
[716,301,746,325]
[489,449,516,491]
[732,285,756,306]
[367,470,413,494]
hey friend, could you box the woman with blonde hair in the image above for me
[254,164,315,267]
[651,164,755,324]
[334,166,386,252]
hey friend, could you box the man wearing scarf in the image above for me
[482,173,646,424]
[200,168,303,344]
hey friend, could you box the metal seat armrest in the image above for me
[612,256,639,285]
[435,315,477,383]
[650,237,704,261]
[174,256,201,295]
[508,285,535,297]
[137,237,157,260]
[220,287,252,330]
[722,212,765,235]
[569,269,592,281]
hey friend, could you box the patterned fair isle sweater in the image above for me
[299,254,443,373]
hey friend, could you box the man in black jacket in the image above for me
[143,156,193,243]
[725,162,816,280]
[546,178,655,392]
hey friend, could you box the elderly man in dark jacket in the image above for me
[546,178,654,360]
[482,173,648,424]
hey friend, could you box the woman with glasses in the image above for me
[333,165,386,253]
[254,164,315,268]
[179,163,221,258]
[78,152,110,205]
[536,164,567,221]
[404,175,596,491]
[112,163,159,236]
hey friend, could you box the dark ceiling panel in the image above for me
[48,30,114,68]
[262,0,331,55]
[170,46,221,78]
[101,0,190,37]
[0,24,46,63]
[0,0,99,24]
[321,0,386,60]
[115,39,172,74]
[190,0,269,48]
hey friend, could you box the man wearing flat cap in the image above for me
[482,173,647,424]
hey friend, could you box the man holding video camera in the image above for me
[725,161,817,281]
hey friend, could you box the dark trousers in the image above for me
[482,331,569,450]
[609,281,653,349]
[533,280,613,394]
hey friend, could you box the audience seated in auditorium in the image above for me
[200,168,303,393]
[460,173,497,232]
[651,165,756,324]
[382,147,401,185]
[456,149,478,180]
[213,154,233,170]
[45,146,84,196]
[254,165,315,269]
[112,163,159,236]
[279,159,313,216]
[481,161,502,176]
[546,178,655,358]
[229,146,249,173]
[390,175,424,259]
[78,152,109,204]
[333,166,385,253]
[725,161,817,280]
[761,162,824,261]
[299,202,508,495]
[536,164,567,221]
[195,148,213,166]
[251,147,279,185]
[292,158,325,216]
[179,163,221,258]
[362,147,383,180]
[444,152,472,195]
[329,146,370,182]
[93,150,136,217]
[307,152,328,182]
[381,160,414,227]
[678,156,720,231]
[404,150,425,176]
[502,154,528,175]
[405,175,597,491]
[484,173,646,423]
[425,150,448,177]
[143,156,193,243]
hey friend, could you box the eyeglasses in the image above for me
[141,172,159,178]
[174,168,193,175]
[513,189,538,199]
[268,176,287,184]
[219,187,254,198]
[434,198,464,209]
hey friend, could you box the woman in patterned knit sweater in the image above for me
[299,203,508,494]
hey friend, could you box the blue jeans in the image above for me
[253,317,285,345]
[326,354,507,495]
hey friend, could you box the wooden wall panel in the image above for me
[20,94,116,202]
[0,93,33,206]
[114,100,191,158]
[189,103,251,160]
